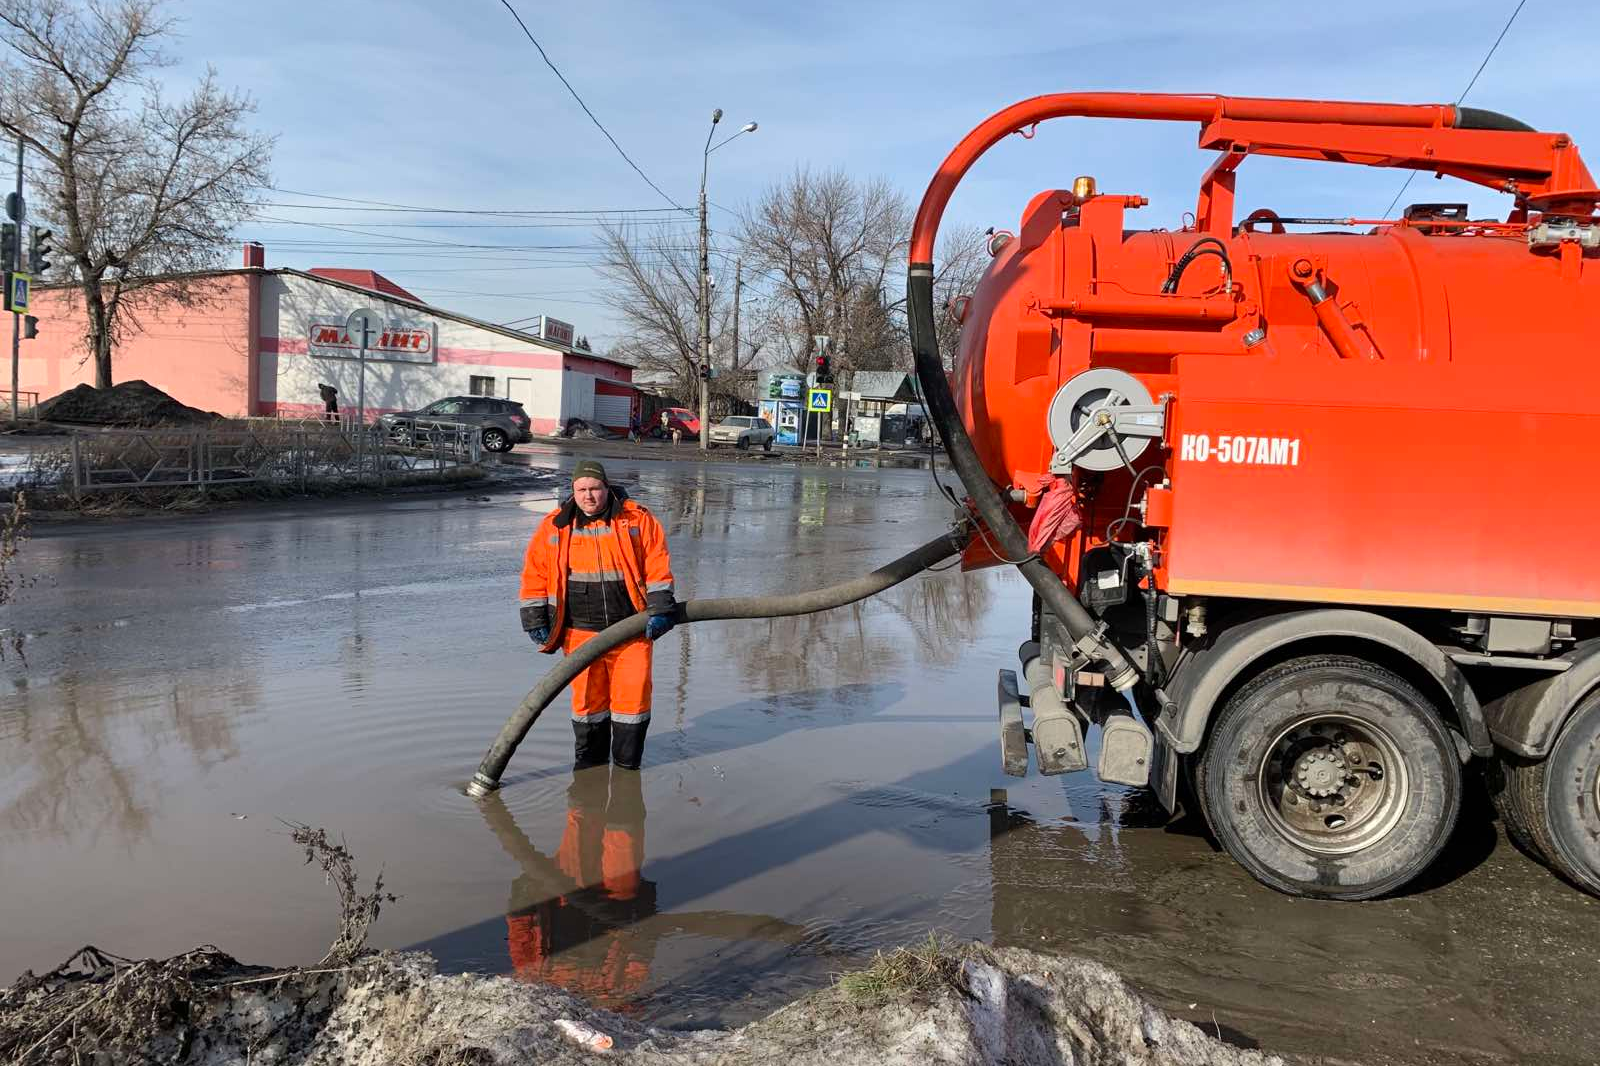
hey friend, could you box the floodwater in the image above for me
[3,456,1597,1066]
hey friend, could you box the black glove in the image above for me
[645,614,675,641]
[528,626,550,648]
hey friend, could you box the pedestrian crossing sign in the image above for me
[807,387,832,413]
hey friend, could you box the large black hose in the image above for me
[904,266,1140,694]
[1453,106,1535,132]
[466,529,965,796]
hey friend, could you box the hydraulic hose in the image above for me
[466,529,965,796]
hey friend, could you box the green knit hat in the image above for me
[571,459,609,485]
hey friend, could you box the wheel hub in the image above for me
[1258,713,1409,857]
[1295,748,1347,798]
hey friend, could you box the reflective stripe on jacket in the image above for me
[519,496,675,653]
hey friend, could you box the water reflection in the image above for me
[479,770,813,1014]
[712,567,1000,694]
[0,667,251,843]
[488,767,655,1009]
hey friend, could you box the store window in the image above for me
[469,376,497,397]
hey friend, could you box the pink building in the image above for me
[18,244,636,435]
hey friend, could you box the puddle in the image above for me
[3,457,1598,1064]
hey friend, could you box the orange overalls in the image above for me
[519,488,675,768]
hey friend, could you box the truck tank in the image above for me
[953,169,1600,617]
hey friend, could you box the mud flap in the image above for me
[1151,732,1180,813]
[997,669,1030,777]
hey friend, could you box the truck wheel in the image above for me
[1196,655,1460,900]
[1495,691,1600,896]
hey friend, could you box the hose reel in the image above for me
[1045,367,1166,473]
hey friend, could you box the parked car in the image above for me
[380,396,531,452]
[653,407,700,438]
[709,414,777,451]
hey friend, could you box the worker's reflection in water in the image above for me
[492,765,654,1010]
[479,766,818,1014]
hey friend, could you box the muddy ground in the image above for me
[2,453,1596,1066]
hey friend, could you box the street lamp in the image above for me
[698,110,758,450]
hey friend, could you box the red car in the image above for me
[654,407,700,437]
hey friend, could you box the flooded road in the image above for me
[3,456,1597,1065]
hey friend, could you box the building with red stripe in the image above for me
[18,242,635,435]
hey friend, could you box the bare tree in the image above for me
[739,168,910,377]
[739,171,993,381]
[0,0,273,387]
[599,221,759,409]
[931,223,991,367]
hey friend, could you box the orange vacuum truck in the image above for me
[905,92,1600,901]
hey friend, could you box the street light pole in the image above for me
[697,111,758,451]
[697,110,717,451]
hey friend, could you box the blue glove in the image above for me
[645,614,675,641]
[528,626,550,646]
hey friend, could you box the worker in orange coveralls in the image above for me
[492,766,657,1011]
[519,459,676,769]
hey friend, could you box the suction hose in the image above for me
[466,529,965,797]
[905,269,1139,701]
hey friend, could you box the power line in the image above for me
[257,185,687,216]
[1381,0,1529,217]
[496,0,686,212]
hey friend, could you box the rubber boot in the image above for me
[611,718,649,771]
[573,715,612,770]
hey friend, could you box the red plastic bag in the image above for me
[1027,476,1082,554]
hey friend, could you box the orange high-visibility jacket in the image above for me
[519,493,675,653]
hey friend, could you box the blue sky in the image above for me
[169,0,1595,351]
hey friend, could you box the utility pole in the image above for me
[731,258,742,378]
[9,135,20,423]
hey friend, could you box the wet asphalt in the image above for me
[2,448,1597,1065]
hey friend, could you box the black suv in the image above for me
[380,397,532,452]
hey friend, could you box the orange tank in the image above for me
[942,96,1600,619]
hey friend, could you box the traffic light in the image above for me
[0,223,16,272]
[814,353,831,383]
[699,362,710,381]
[22,314,36,339]
[28,226,51,275]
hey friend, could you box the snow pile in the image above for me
[2,945,1285,1066]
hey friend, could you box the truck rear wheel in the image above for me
[1494,691,1600,896]
[1197,655,1460,900]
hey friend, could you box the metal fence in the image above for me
[3,389,39,419]
[60,417,482,493]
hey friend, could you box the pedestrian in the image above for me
[518,460,676,769]
[318,382,339,422]
[628,410,641,443]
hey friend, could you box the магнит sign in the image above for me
[306,318,436,363]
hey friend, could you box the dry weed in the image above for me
[289,823,400,966]
[834,932,992,1005]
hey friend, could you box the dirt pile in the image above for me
[35,380,221,426]
[2,943,1287,1066]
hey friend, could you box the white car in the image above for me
[709,415,777,451]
